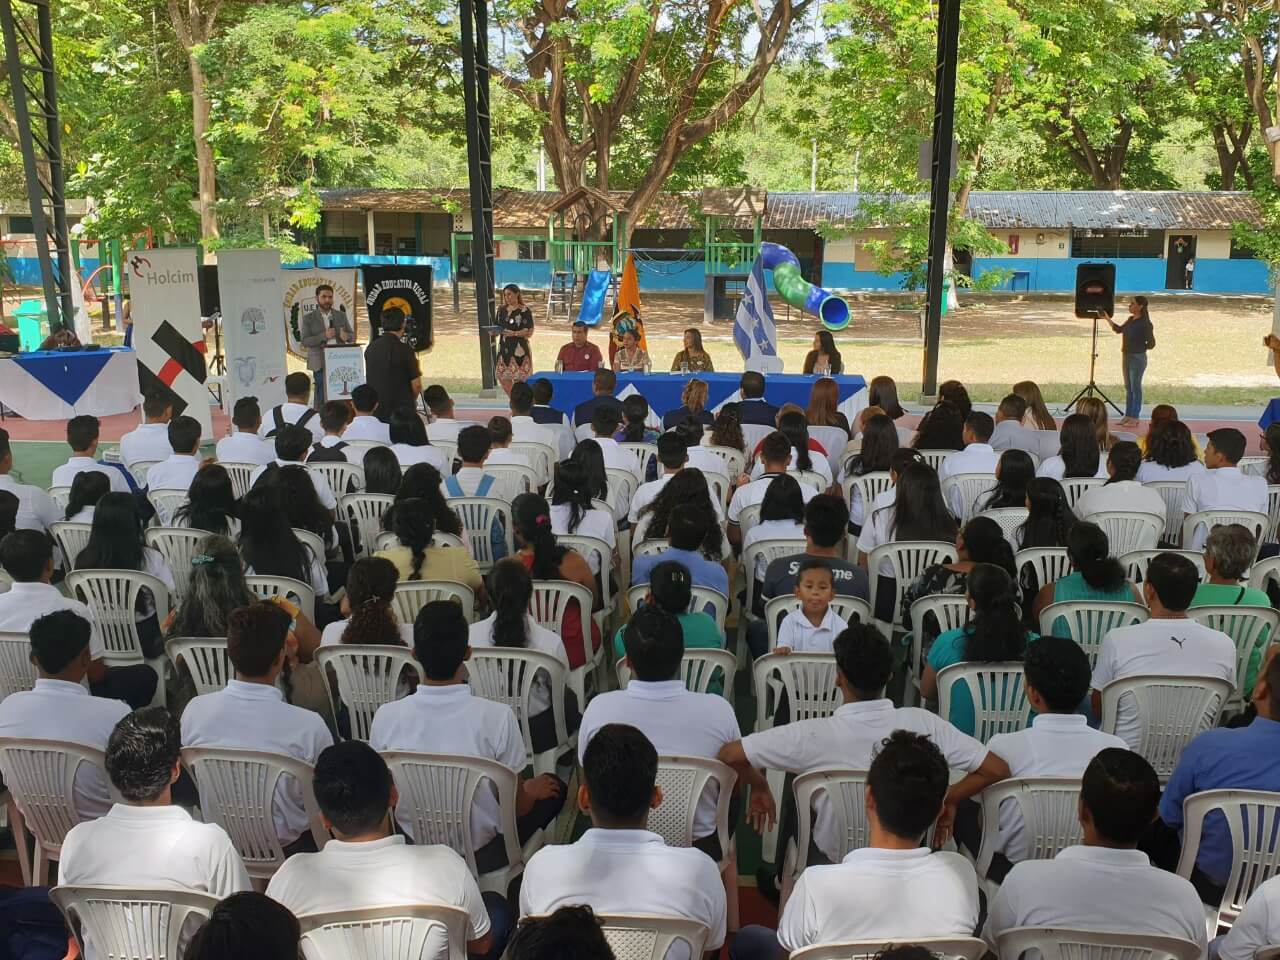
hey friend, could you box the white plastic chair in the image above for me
[737,502,763,543]
[292,527,329,565]
[975,777,1084,897]
[145,526,208,602]
[308,460,364,496]
[466,647,575,776]
[619,441,657,478]
[631,539,669,560]
[450,496,514,572]
[979,506,1030,548]
[165,637,232,695]
[763,594,872,653]
[867,541,960,632]
[792,468,828,492]
[1062,476,1105,512]
[315,644,423,741]
[994,927,1202,960]
[779,767,871,908]
[917,449,954,471]
[374,530,468,552]
[936,661,1032,744]
[605,467,640,518]
[1100,674,1233,780]
[560,533,615,627]
[297,904,470,960]
[393,580,476,625]
[246,573,316,623]
[48,486,71,511]
[50,885,220,960]
[49,521,92,569]
[0,569,11,594]
[1188,605,1280,713]
[1120,549,1205,584]
[529,579,596,699]
[220,461,257,499]
[841,471,893,560]
[510,440,557,486]
[0,738,108,885]
[703,470,732,512]
[147,488,187,526]
[433,440,458,470]
[1015,547,1072,595]
[1145,479,1190,544]
[808,426,849,477]
[1184,510,1269,553]
[942,472,998,523]
[66,569,171,706]
[649,756,737,860]
[1176,789,1280,931]
[704,444,746,479]
[1038,600,1148,668]
[484,462,540,497]
[791,939,987,960]
[742,538,808,625]
[126,459,161,485]
[1089,510,1164,556]
[906,593,971,707]
[614,648,738,703]
[181,746,328,881]
[382,750,538,895]
[0,631,36,701]
[1239,455,1270,478]
[598,915,710,960]
[341,492,395,557]
[627,583,731,633]
[1250,554,1280,594]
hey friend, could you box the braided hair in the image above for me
[339,557,404,646]
[390,498,437,581]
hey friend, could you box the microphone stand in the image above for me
[1066,309,1122,416]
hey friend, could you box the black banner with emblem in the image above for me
[362,265,433,352]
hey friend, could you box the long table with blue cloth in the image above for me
[1260,399,1280,430]
[0,346,140,420]
[531,371,869,423]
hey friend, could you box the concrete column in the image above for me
[366,209,376,255]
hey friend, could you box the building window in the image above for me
[516,240,547,261]
[319,235,361,254]
[7,215,33,234]
[396,236,419,256]
[1070,229,1165,259]
[1230,237,1258,260]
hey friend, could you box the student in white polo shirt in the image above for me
[144,415,204,491]
[118,392,173,468]
[58,708,251,949]
[729,731,980,960]
[728,432,814,549]
[1090,552,1236,750]
[0,609,130,821]
[445,425,511,499]
[265,740,501,959]
[938,411,999,512]
[258,372,323,442]
[577,604,740,860]
[50,415,130,494]
[342,384,392,443]
[1219,874,1280,960]
[587,404,642,486]
[675,418,727,477]
[369,600,565,873]
[509,382,560,454]
[548,461,616,577]
[984,748,1207,954]
[306,401,360,465]
[1182,427,1268,548]
[247,425,338,514]
[215,397,274,466]
[424,384,463,443]
[520,724,726,960]
[1075,440,1166,521]
[179,602,333,852]
[774,559,848,653]
[0,428,59,533]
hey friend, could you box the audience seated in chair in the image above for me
[1032,521,1142,624]
[1191,523,1273,691]
[185,891,300,960]
[509,382,560,453]
[144,415,204,493]
[549,461,616,577]
[52,415,129,493]
[1074,440,1166,521]
[259,372,322,442]
[247,425,339,516]
[373,497,485,602]
[0,427,59,534]
[772,558,847,655]
[216,398,273,467]
[938,412,998,489]
[342,384,392,444]
[446,424,512,500]
[1136,417,1205,483]
[1182,427,1268,548]
[486,416,536,471]
[306,402,358,465]
[1217,872,1280,960]
[424,384,462,443]
[513,494,599,669]
[613,561,724,664]
[119,392,175,469]
[631,502,729,596]
[736,372,779,428]
[1035,413,1106,481]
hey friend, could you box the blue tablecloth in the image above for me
[0,346,140,419]
[531,371,867,418]
[1260,399,1280,429]
[12,348,121,404]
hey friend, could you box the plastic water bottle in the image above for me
[680,360,690,375]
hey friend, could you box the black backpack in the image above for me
[307,440,349,463]
[265,405,318,438]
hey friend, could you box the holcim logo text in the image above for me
[145,269,195,285]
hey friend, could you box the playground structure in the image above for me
[760,240,850,331]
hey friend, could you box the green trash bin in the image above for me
[14,299,48,352]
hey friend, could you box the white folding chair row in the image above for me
[49,521,92,571]
[147,489,187,526]
[1184,510,1269,555]
[451,496,515,573]
[614,648,738,702]
[559,533,615,630]
[393,580,476,625]
[145,526,207,603]
[485,462,540,497]
[307,459,365,496]
[50,885,221,960]
[1145,479,1189,544]
[314,643,424,742]
[1239,455,1270,478]
[779,768,869,909]
[0,630,36,701]
[1187,605,1280,714]
[916,448,953,471]
[65,569,170,708]
[220,461,257,498]
[1038,600,1149,668]
[466,646,576,776]
[529,579,598,701]
[245,573,316,623]
[763,594,873,653]
[1099,674,1232,780]
[941,472,998,524]
[841,471,893,562]
[936,661,1033,744]
[742,538,808,626]
[792,938,986,960]
[165,637,232,695]
[867,541,960,634]
[297,904,470,960]
[619,441,657,479]
[626,583,731,633]
[1120,548,1205,584]
[342,492,395,558]
[993,927,1201,960]
[703,444,745,479]
[973,777,1084,900]
[1089,510,1164,556]
[433,440,458,469]
[1015,547,1072,594]
[905,593,971,707]
[1062,476,1105,513]
[126,459,161,486]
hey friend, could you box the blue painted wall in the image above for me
[8,257,101,287]
[1192,258,1272,293]
[971,256,1271,295]
[283,254,452,285]
[494,259,552,288]
[822,264,913,292]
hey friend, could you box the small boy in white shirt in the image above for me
[775,558,848,654]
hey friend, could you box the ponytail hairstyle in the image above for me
[551,460,593,534]
[490,557,533,649]
[568,439,609,502]
[959,516,1016,578]
[65,469,109,521]
[1265,424,1280,484]
[962,563,1027,662]
[513,492,567,580]
[1105,440,1142,484]
[983,449,1035,509]
[170,535,254,639]
[621,395,650,443]
[776,407,813,472]
[1058,413,1101,478]
[649,560,693,615]
[1067,521,1126,592]
[339,557,403,646]
[759,473,806,524]
[1019,477,1074,549]
[390,498,437,581]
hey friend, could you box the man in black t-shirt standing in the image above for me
[363,308,422,422]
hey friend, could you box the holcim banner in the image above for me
[218,249,287,413]
[280,269,358,359]
[128,247,212,438]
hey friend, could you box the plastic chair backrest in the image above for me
[0,631,36,701]
[315,644,422,741]
[867,541,960,630]
[1088,510,1164,556]
[936,661,1032,743]
[738,503,763,541]
[808,426,850,477]
[917,449,953,471]
[164,637,231,695]
[606,467,640,515]
[752,653,840,732]
[908,594,971,690]
[1250,554,1280,594]
[1120,549,1205,584]
[484,463,540,497]
[1038,600,1148,669]
[66,569,171,665]
[1062,477,1105,512]
[790,938,987,960]
[558,534,613,614]
[793,469,827,492]
[50,885,220,960]
[994,926,1202,960]
[619,441,657,477]
[341,492,395,558]
[975,777,1084,880]
[126,459,160,485]
[598,915,710,960]
[144,526,208,602]
[763,594,872,652]
[977,507,1030,548]
[48,486,71,511]
[373,530,467,552]
[1145,480,1190,544]
[0,568,11,594]
[1184,510,1268,553]
[450,496,514,572]
[147,489,187,525]
[703,470,732,512]
[1187,605,1280,711]
[181,746,326,879]
[433,440,458,471]
[648,756,737,854]
[942,473,998,524]
[0,738,107,861]
[393,580,476,624]
[1015,547,1072,594]
[704,445,746,479]
[49,522,92,569]
[308,460,364,497]
[1266,484,1280,543]
[841,472,894,558]
[466,647,572,771]
[1175,788,1280,931]
[1239,456,1269,478]
[292,527,328,566]
[529,579,593,638]
[1100,674,1233,779]
[743,538,808,623]
[245,573,316,623]
[220,461,257,499]
[792,768,871,870]
[509,441,556,485]
[615,649,737,701]
[296,904,471,960]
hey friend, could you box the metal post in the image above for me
[920,0,961,401]
[460,0,497,391]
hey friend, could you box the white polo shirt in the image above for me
[0,473,60,532]
[469,612,570,716]
[1036,456,1107,481]
[778,847,979,951]
[748,449,834,487]
[179,679,333,845]
[590,436,643,484]
[630,474,724,526]
[1074,479,1167,522]
[266,835,490,943]
[520,828,726,957]
[1091,617,1237,749]
[577,680,741,839]
[1218,873,1280,960]
[343,415,391,444]
[984,846,1207,953]
[258,402,324,441]
[447,466,512,500]
[390,442,446,472]
[369,684,527,849]
[775,606,847,653]
[510,416,558,454]
[145,453,202,492]
[485,448,533,470]
[855,486,898,566]
[311,435,360,465]
[984,714,1126,863]
[319,619,414,648]
[1182,465,1269,548]
[216,430,274,466]
[0,678,129,821]
[741,699,987,861]
[247,459,338,511]
[938,442,997,481]
[549,504,617,575]
[119,422,173,466]
[0,581,105,660]
[1135,460,1205,484]
[50,456,129,494]
[426,418,463,443]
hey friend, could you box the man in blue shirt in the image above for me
[736,371,780,427]
[631,503,729,597]
[1159,644,1280,902]
[571,369,622,429]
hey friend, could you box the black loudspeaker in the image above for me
[198,264,220,318]
[1075,262,1115,319]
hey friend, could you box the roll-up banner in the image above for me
[218,249,287,412]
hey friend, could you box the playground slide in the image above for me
[761,241,850,331]
[577,269,611,327]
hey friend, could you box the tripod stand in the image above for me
[1066,310,1122,416]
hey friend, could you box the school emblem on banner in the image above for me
[280,270,358,359]
[362,265,433,352]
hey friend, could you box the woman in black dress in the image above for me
[493,283,534,395]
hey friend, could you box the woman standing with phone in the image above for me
[492,283,534,395]
[1103,296,1154,427]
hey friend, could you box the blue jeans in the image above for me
[1122,351,1147,419]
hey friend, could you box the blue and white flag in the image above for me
[733,254,778,368]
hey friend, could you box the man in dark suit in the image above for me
[737,371,779,426]
[363,308,422,422]
[571,368,622,429]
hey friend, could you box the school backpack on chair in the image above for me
[265,405,318,439]
[307,441,349,464]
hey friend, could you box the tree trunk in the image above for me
[1212,124,1239,189]
[188,53,219,245]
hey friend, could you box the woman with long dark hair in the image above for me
[512,493,599,670]
[709,404,746,455]
[1013,380,1055,432]
[1032,520,1140,623]
[843,413,900,531]
[388,408,443,470]
[802,330,843,375]
[1264,423,1280,485]
[921,563,1037,735]
[901,514,1017,633]
[976,449,1035,512]
[1104,295,1154,426]
[549,460,616,575]
[362,446,403,495]
[617,394,660,446]
[264,463,336,550]
[493,282,534,395]
[1137,418,1205,483]
[567,438,613,522]
[173,465,239,536]
[742,473,807,583]
[868,375,906,421]
[806,378,851,435]
[373,497,484,601]
[636,468,726,559]
[237,486,331,605]
[381,463,462,535]
[938,380,972,420]
[912,400,965,452]
[65,469,109,523]
[1019,477,1074,550]
[1076,440,1166,520]
[1036,413,1103,480]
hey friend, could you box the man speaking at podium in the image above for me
[301,283,354,405]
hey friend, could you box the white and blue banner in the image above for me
[733,255,782,372]
[219,249,288,413]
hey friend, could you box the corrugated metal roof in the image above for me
[964,190,1262,229]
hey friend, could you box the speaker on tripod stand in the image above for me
[1066,262,1122,415]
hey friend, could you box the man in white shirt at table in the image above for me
[984,748,1207,955]
[118,392,173,469]
[1090,552,1236,750]
[343,384,392,444]
[1182,426,1268,548]
[0,609,129,821]
[179,602,332,853]
[266,739,503,959]
[144,415,204,492]
[259,372,324,442]
[216,397,274,466]
[521,723,726,960]
[729,730,980,960]
[0,428,59,533]
[51,415,130,493]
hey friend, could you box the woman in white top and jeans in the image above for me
[549,460,616,577]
